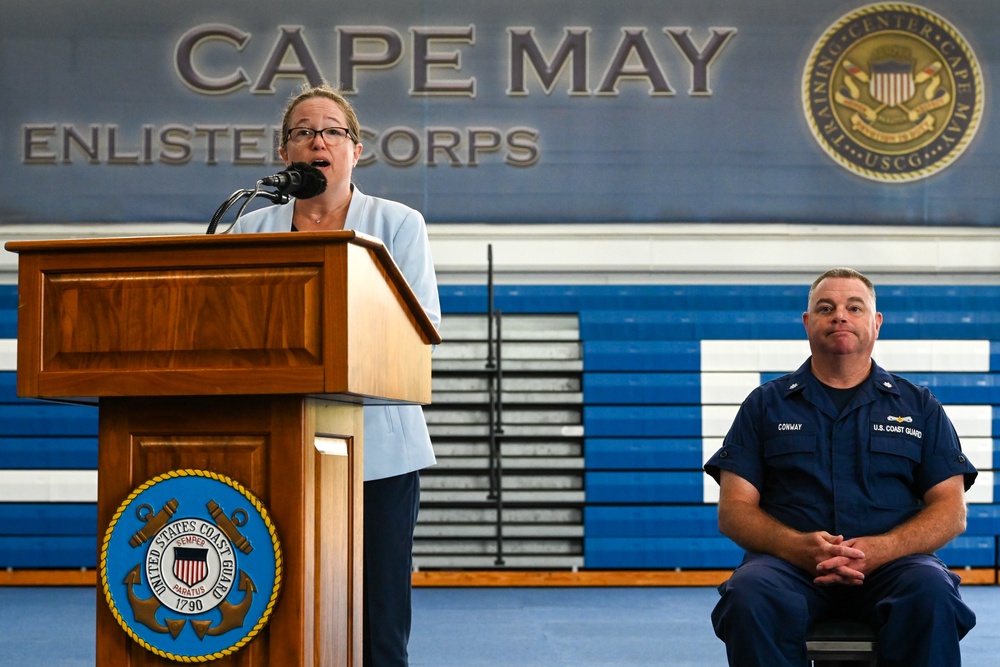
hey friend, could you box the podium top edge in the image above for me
[4,230,378,254]
[5,229,442,345]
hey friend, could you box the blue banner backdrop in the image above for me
[1,1,996,225]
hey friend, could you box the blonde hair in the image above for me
[280,83,360,147]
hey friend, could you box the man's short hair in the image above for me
[808,268,876,307]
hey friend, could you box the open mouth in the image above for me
[311,160,330,168]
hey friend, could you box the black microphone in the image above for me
[260,162,327,199]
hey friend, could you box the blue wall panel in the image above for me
[585,537,743,569]
[0,404,97,437]
[583,341,701,372]
[584,406,702,438]
[760,372,1000,405]
[586,472,704,504]
[0,504,97,536]
[442,285,1000,316]
[585,506,719,537]
[580,310,803,341]
[937,537,997,568]
[585,438,703,470]
[0,537,96,568]
[967,505,1000,536]
[582,310,1000,342]
[586,530,994,569]
[0,438,98,469]
[583,373,701,405]
[894,374,1000,404]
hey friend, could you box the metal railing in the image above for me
[485,244,505,566]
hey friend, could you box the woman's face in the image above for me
[280,96,363,192]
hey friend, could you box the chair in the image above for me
[806,618,877,666]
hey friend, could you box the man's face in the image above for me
[803,277,882,358]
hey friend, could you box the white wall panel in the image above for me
[0,470,97,502]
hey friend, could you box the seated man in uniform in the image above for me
[704,267,977,667]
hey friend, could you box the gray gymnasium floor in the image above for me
[4,585,1000,666]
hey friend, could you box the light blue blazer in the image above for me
[232,186,441,481]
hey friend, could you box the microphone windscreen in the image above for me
[288,162,327,199]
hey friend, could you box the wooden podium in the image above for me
[5,231,440,666]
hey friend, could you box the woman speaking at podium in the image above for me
[232,83,441,667]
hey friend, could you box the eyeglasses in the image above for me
[286,127,355,146]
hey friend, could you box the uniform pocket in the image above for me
[870,436,921,462]
[761,434,822,507]
[764,434,818,458]
[869,435,922,507]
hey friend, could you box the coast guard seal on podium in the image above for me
[101,469,282,662]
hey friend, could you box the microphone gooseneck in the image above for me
[205,163,328,234]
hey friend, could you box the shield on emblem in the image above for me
[869,60,915,107]
[173,547,209,588]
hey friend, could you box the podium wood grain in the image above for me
[9,231,438,401]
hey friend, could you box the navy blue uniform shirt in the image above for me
[704,358,977,538]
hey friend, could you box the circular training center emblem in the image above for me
[100,470,282,662]
[802,3,984,182]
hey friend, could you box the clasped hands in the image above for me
[806,531,878,586]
